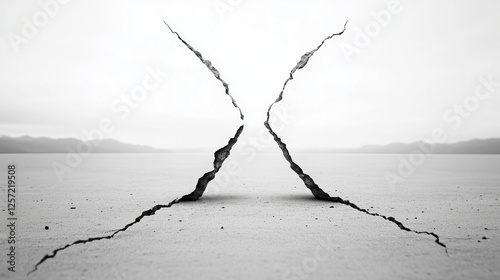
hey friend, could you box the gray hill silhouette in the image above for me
[1,136,499,154]
[0,136,167,153]
[302,138,500,154]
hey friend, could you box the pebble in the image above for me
[44,226,49,230]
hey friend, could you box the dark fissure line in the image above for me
[28,22,244,276]
[163,21,244,121]
[163,20,244,201]
[28,199,179,276]
[264,21,448,253]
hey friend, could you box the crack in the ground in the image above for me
[264,21,448,253]
[28,199,180,276]
[180,125,243,201]
[163,21,244,121]
[28,21,244,276]
[163,21,244,201]
[29,19,448,276]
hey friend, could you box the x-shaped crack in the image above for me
[28,20,447,276]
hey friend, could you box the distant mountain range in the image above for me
[1,136,499,154]
[0,136,167,153]
[305,138,500,154]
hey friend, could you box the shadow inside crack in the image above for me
[263,21,448,254]
[28,21,244,276]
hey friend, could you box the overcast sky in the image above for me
[1,0,499,149]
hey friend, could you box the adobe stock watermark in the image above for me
[384,75,499,191]
[51,65,169,182]
[207,105,296,195]
[212,0,243,21]
[339,0,403,63]
[8,0,71,53]
[282,234,337,280]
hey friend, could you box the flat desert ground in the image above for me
[0,153,499,279]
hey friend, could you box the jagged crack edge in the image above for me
[179,125,244,201]
[28,125,244,276]
[163,20,244,201]
[263,21,447,253]
[163,20,244,121]
[27,198,180,276]
[337,199,448,254]
[28,22,246,276]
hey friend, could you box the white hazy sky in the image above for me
[1,0,499,149]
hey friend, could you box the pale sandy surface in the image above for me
[0,153,499,279]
